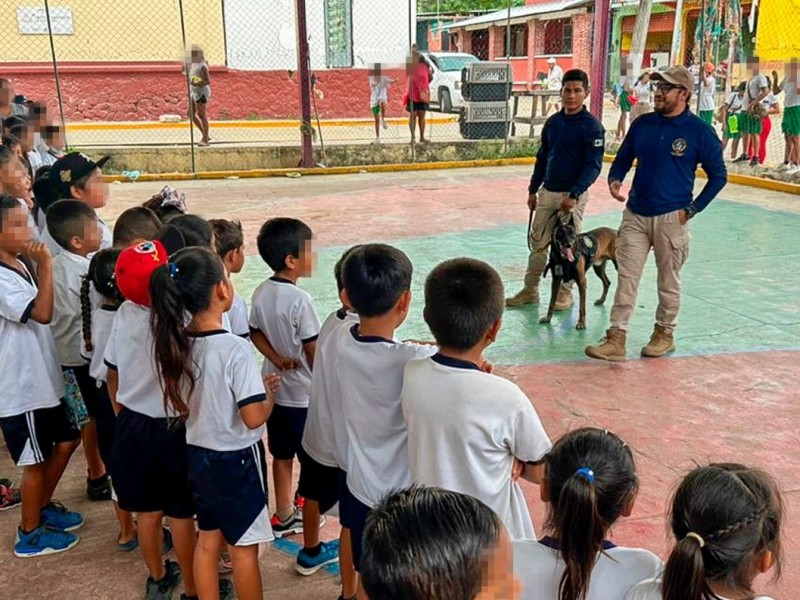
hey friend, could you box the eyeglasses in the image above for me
[655,82,684,93]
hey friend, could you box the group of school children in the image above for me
[0,144,785,600]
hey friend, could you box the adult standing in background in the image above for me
[405,51,431,144]
[188,45,211,147]
[544,58,564,116]
[586,66,727,362]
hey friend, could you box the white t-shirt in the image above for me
[633,82,652,104]
[762,92,779,109]
[51,251,90,367]
[515,540,662,600]
[42,217,112,258]
[249,277,321,408]
[226,292,249,338]
[724,92,744,114]
[699,76,716,111]
[302,309,359,467]
[184,330,267,451]
[104,301,172,419]
[369,75,391,106]
[402,355,552,539]
[81,305,117,384]
[338,323,437,507]
[779,78,799,108]
[27,150,44,174]
[547,65,564,91]
[624,578,775,600]
[744,74,769,107]
[0,261,63,418]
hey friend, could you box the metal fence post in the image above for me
[43,0,68,148]
[589,0,611,120]
[178,0,197,174]
[296,0,315,168]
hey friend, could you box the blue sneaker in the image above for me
[295,539,340,575]
[41,500,84,532]
[14,525,79,558]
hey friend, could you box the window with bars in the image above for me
[544,18,573,55]
[503,24,529,57]
[324,0,353,68]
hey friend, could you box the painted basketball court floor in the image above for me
[0,166,798,599]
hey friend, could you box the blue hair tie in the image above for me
[575,467,596,483]
[168,263,179,279]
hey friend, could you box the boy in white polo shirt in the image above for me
[402,258,552,540]
[249,217,321,537]
[336,243,437,592]
[773,61,800,174]
[46,200,111,502]
[0,195,82,558]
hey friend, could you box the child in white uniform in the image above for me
[402,258,551,540]
[513,428,661,600]
[336,243,437,593]
[150,246,277,600]
[625,463,783,600]
[369,63,395,143]
[209,219,250,338]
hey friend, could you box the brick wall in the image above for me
[488,26,506,60]
[571,12,593,73]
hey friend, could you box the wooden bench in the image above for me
[511,89,561,137]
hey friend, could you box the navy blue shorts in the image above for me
[0,400,78,466]
[188,441,273,546]
[337,470,371,571]
[112,407,195,518]
[298,451,339,514]
[266,405,307,460]
[95,383,116,469]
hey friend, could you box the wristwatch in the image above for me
[684,205,698,220]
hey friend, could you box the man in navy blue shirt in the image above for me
[506,69,605,311]
[586,66,727,362]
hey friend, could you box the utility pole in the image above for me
[296,0,315,168]
[628,0,654,77]
[589,0,611,119]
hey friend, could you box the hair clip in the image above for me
[575,467,595,483]
[685,532,705,548]
[159,186,188,213]
[168,263,179,279]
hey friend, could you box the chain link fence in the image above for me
[1,0,796,177]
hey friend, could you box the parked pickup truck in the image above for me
[419,51,480,113]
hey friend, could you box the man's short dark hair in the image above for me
[424,258,504,350]
[343,244,413,318]
[562,69,589,90]
[113,206,162,247]
[209,218,244,259]
[362,486,502,600]
[256,217,313,272]
[46,199,97,250]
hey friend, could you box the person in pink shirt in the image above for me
[405,52,431,144]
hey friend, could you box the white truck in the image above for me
[419,51,479,113]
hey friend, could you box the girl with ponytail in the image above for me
[514,428,661,600]
[625,464,783,600]
[149,246,279,600]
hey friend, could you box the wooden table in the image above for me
[511,89,561,137]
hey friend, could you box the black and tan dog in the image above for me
[539,218,618,330]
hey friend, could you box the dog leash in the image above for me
[527,208,562,251]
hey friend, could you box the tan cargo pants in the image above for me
[524,188,590,292]
[610,208,691,333]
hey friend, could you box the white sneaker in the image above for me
[372,137,381,145]
[775,162,790,172]
[381,119,388,130]
[786,164,800,175]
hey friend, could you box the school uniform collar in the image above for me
[538,536,617,551]
[60,250,90,265]
[186,329,229,338]
[0,259,32,284]
[431,353,481,371]
[350,323,394,344]
[656,107,692,124]
[269,275,295,285]
[99,303,120,312]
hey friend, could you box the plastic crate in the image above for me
[462,81,512,102]
[461,62,512,84]
[461,101,510,123]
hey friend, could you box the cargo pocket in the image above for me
[666,210,691,269]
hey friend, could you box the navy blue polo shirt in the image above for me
[609,108,727,216]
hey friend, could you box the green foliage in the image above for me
[418,0,525,13]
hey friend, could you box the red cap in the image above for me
[115,240,168,306]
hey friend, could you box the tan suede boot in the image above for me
[554,287,574,312]
[505,288,539,307]
[641,324,676,358]
[585,328,627,362]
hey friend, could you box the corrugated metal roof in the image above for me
[442,0,591,31]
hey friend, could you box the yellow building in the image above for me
[755,0,800,62]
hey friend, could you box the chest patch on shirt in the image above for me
[594,138,604,147]
[671,138,688,157]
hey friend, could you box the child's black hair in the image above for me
[334,245,363,293]
[0,194,20,227]
[562,69,590,90]
[361,485,502,600]
[113,206,162,248]
[45,199,97,251]
[256,217,313,272]
[32,167,59,221]
[208,218,244,259]
[149,247,226,418]
[663,463,783,600]
[1,134,21,151]
[737,81,747,93]
[424,258,504,350]
[42,124,62,142]
[157,214,213,256]
[342,243,412,317]
[142,191,186,223]
[80,248,123,352]
[544,428,638,600]
[2,116,26,134]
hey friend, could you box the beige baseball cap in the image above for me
[650,66,693,90]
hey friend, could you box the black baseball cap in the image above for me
[13,94,32,105]
[51,152,109,198]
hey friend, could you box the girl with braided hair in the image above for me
[625,463,783,600]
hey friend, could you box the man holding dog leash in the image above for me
[506,69,606,311]
[586,66,727,362]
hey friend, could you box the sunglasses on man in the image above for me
[655,82,686,93]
